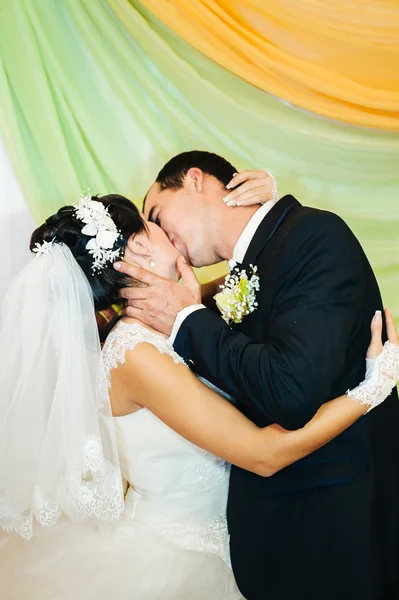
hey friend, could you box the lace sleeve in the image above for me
[102,322,186,386]
[347,341,399,412]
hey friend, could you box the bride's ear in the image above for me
[125,232,152,259]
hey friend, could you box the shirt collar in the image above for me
[228,200,276,270]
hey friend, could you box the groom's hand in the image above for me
[114,256,201,336]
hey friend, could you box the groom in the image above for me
[118,151,399,600]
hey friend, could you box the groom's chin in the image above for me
[186,249,223,269]
[197,259,225,269]
[188,254,214,269]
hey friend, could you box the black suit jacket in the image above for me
[174,196,399,600]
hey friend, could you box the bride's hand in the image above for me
[223,169,278,207]
[367,307,399,359]
[347,307,399,412]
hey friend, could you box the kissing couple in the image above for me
[1,151,399,600]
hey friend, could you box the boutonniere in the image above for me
[214,265,260,325]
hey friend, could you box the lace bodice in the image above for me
[102,321,231,565]
[103,321,186,385]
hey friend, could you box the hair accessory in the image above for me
[32,238,56,258]
[74,193,122,272]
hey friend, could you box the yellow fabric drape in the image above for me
[139,0,399,130]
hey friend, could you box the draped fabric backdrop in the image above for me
[0,0,398,319]
[0,137,35,302]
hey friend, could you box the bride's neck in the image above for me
[120,316,167,338]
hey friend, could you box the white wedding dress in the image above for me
[0,321,243,600]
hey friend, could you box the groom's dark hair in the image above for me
[155,150,237,192]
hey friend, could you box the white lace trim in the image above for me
[1,435,124,540]
[153,516,231,567]
[347,341,399,412]
[116,515,231,567]
[102,321,186,386]
[184,445,230,490]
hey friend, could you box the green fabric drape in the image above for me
[0,0,397,319]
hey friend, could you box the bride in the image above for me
[1,192,398,600]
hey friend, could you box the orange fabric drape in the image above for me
[139,0,399,130]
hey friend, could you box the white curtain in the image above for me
[0,137,35,303]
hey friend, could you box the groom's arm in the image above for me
[174,213,365,431]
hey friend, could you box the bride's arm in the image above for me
[114,309,398,477]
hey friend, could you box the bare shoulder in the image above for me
[113,340,201,416]
[120,342,189,390]
[124,341,184,371]
[109,342,188,416]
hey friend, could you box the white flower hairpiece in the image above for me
[32,239,56,258]
[74,193,122,272]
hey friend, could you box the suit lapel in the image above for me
[242,195,300,268]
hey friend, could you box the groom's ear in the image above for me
[186,168,204,194]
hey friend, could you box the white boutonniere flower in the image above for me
[214,265,260,325]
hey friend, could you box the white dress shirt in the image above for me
[168,199,276,345]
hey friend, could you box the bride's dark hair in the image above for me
[30,194,146,335]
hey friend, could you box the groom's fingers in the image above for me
[176,257,202,302]
[114,261,164,287]
[385,307,399,346]
[119,287,148,301]
[124,298,149,311]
